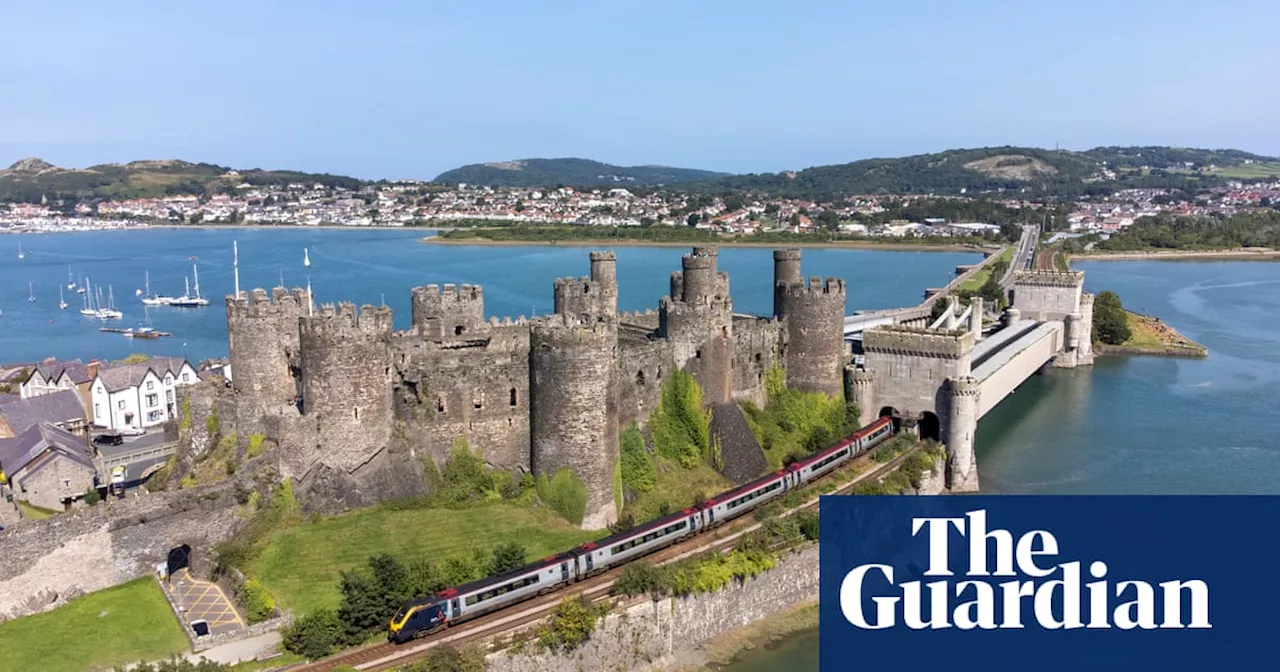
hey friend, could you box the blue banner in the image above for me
[819,496,1280,671]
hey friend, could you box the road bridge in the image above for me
[841,258,1093,493]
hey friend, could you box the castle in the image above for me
[224,247,847,528]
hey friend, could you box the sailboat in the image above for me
[28,281,36,303]
[124,307,159,339]
[66,267,76,291]
[59,285,67,310]
[141,271,174,306]
[80,277,98,316]
[100,286,123,319]
[17,241,24,260]
[304,248,311,269]
[169,264,209,307]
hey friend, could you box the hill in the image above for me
[433,158,729,188]
[686,146,1280,200]
[0,158,367,203]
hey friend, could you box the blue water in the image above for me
[0,229,979,364]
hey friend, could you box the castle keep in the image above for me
[225,247,845,528]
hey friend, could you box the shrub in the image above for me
[489,542,527,575]
[536,596,608,652]
[796,510,820,541]
[650,370,711,468]
[536,469,588,526]
[205,404,219,436]
[619,423,655,493]
[282,608,343,659]
[1093,290,1131,345]
[242,578,276,623]
[613,562,671,598]
[246,433,266,458]
[83,487,101,507]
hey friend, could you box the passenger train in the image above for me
[388,416,896,642]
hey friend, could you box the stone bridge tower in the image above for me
[294,303,395,480]
[1011,270,1093,368]
[225,286,310,429]
[659,246,733,404]
[773,249,846,398]
[857,325,976,488]
[529,313,619,530]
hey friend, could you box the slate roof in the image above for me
[32,358,91,385]
[0,389,87,436]
[96,357,193,393]
[0,422,94,479]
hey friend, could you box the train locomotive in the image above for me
[388,416,895,643]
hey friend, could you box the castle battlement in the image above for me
[413,283,484,302]
[1012,270,1084,288]
[659,293,733,314]
[303,302,394,335]
[778,276,846,298]
[862,325,974,359]
[225,286,310,319]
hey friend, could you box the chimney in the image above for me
[87,360,103,379]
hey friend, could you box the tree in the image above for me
[282,608,344,659]
[83,487,102,506]
[817,209,841,230]
[789,212,801,227]
[686,212,701,227]
[1092,290,1131,345]
[489,542,527,575]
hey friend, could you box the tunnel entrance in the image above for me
[878,407,902,433]
[166,544,191,579]
[919,412,941,442]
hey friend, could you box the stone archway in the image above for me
[166,544,192,579]
[878,406,902,433]
[919,411,941,442]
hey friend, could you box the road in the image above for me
[1001,225,1039,286]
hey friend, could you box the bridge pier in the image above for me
[946,376,980,492]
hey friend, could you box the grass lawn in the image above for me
[1205,162,1280,179]
[957,246,1014,292]
[17,500,59,520]
[0,577,188,672]
[623,456,733,524]
[249,503,600,616]
[1118,310,1204,351]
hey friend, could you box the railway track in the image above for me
[286,444,926,672]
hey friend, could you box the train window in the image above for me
[610,520,687,554]
[810,448,850,472]
[727,481,783,510]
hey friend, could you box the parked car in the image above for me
[117,426,147,437]
[93,433,124,446]
[190,619,210,637]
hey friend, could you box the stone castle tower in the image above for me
[772,249,847,398]
[225,246,842,527]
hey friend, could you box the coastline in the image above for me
[685,602,819,671]
[1097,310,1208,359]
[418,235,989,253]
[1070,248,1280,261]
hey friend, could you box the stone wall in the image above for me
[1010,270,1083,322]
[776,277,847,398]
[861,326,974,433]
[490,544,820,672]
[616,332,672,430]
[730,315,784,409]
[0,478,245,621]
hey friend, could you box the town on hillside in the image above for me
[3,170,1278,239]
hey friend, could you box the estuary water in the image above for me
[0,228,978,363]
[724,258,1280,670]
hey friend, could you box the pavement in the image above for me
[166,568,244,637]
[187,631,283,666]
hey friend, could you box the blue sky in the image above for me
[2,0,1277,179]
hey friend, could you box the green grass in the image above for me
[623,456,733,524]
[957,246,1014,292]
[249,504,599,616]
[0,577,188,672]
[18,500,59,520]
[1204,162,1280,179]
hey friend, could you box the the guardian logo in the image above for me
[839,509,1212,631]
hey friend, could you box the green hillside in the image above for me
[0,158,366,203]
[686,146,1280,200]
[433,158,729,188]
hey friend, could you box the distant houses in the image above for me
[89,357,199,432]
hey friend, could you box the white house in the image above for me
[90,357,199,431]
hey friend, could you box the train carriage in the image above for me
[574,508,701,576]
[389,551,577,643]
[698,468,796,529]
[790,417,895,486]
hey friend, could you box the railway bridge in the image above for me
[834,227,1093,493]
